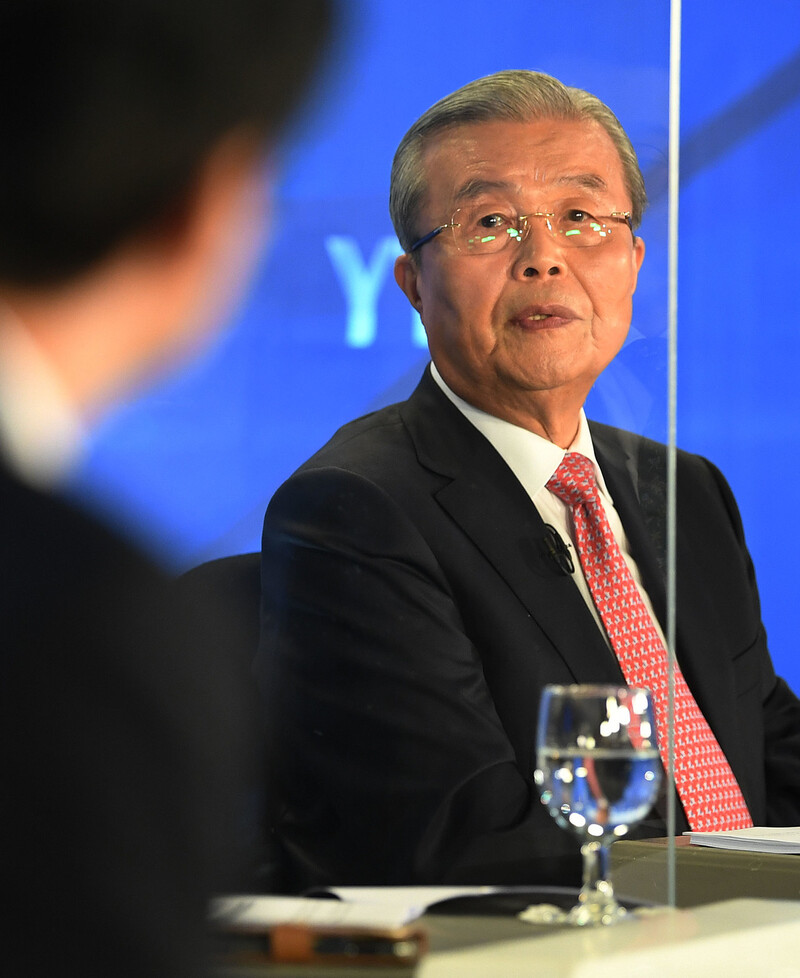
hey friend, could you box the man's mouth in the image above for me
[514,304,579,326]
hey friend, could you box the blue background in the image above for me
[71,1,800,695]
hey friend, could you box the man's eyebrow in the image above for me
[452,173,610,202]
[452,178,519,202]
[554,173,609,192]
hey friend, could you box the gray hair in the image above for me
[389,69,647,254]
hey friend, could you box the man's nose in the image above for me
[511,214,567,279]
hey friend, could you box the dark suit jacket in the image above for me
[258,367,800,890]
[0,459,259,976]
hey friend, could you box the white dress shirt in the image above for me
[430,362,668,650]
[0,306,85,488]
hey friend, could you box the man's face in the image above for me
[395,117,646,435]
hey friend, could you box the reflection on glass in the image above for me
[527,684,661,926]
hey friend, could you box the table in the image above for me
[217,896,800,977]
[611,834,800,907]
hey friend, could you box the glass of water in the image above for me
[531,684,662,926]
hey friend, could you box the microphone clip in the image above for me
[543,523,575,576]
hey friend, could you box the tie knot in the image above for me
[546,452,599,508]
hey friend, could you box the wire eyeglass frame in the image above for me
[409,208,633,254]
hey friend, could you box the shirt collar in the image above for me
[0,305,86,488]
[429,361,610,498]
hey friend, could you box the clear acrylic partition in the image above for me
[665,0,800,905]
[666,0,681,906]
[566,0,677,904]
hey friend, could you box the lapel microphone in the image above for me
[543,523,575,576]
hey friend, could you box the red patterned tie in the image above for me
[547,452,752,831]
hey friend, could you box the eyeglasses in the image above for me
[409,204,633,254]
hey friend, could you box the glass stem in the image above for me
[569,840,624,925]
[580,840,612,900]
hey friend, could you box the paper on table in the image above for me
[324,885,500,916]
[210,894,417,930]
[684,825,800,854]
[211,886,501,930]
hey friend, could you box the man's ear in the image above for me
[394,252,423,313]
[631,234,646,292]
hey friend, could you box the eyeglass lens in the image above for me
[454,204,626,252]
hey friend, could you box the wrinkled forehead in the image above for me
[419,117,629,214]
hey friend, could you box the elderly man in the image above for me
[258,70,800,889]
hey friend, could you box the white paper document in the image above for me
[323,885,499,916]
[210,886,498,930]
[210,894,415,930]
[684,825,800,853]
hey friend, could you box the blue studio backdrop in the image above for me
[72,1,800,696]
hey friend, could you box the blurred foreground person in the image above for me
[0,1,331,975]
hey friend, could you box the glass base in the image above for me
[518,881,628,927]
[518,902,628,927]
[567,884,628,926]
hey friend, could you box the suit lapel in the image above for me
[400,370,620,682]
[400,374,687,828]
[591,422,669,631]
[594,428,742,765]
